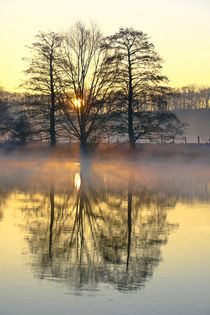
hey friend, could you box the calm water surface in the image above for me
[0,157,210,315]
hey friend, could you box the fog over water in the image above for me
[0,152,210,315]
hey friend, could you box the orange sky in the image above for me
[0,0,210,91]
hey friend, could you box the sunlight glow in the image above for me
[74,172,81,190]
[74,99,81,108]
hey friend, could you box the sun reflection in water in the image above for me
[74,172,81,190]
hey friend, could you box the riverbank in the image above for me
[0,142,210,163]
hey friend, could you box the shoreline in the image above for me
[0,142,210,163]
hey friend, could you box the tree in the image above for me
[200,86,210,109]
[23,31,63,147]
[0,87,11,139]
[10,114,32,144]
[112,110,185,144]
[168,85,210,110]
[103,28,169,151]
[59,22,116,153]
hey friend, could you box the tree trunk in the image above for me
[80,128,88,156]
[80,115,88,156]
[127,49,135,152]
[50,51,56,147]
[50,107,56,147]
[80,139,87,156]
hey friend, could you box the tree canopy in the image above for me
[1,23,185,150]
[103,28,170,150]
[23,31,63,146]
[59,22,117,152]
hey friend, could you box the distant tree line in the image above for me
[0,23,186,151]
[167,85,210,110]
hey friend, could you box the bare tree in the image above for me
[168,85,210,110]
[10,113,33,144]
[201,87,210,109]
[0,87,11,139]
[23,31,63,147]
[103,28,169,151]
[59,22,117,153]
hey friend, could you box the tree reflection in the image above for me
[127,181,132,271]
[0,208,3,222]
[19,159,180,292]
[0,188,10,222]
[49,184,54,259]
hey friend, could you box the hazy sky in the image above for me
[0,0,210,91]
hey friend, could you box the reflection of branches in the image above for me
[17,160,180,293]
[0,188,10,222]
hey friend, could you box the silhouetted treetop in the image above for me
[103,27,169,150]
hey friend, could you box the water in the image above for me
[0,157,210,315]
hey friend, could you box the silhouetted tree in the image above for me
[23,31,63,147]
[0,87,11,139]
[200,87,210,109]
[122,111,185,143]
[103,28,168,151]
[59,22,117,153]
[10,114,32,144]
[168,85,210,110]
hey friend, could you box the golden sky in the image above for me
[0,0,210,91]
